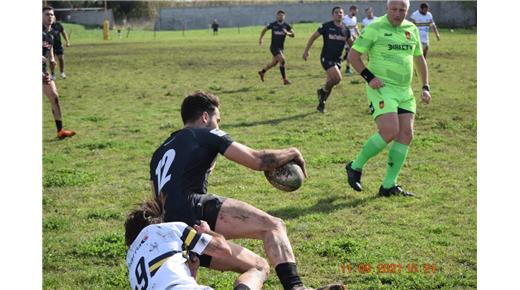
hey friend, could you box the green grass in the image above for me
[43,23,476,289]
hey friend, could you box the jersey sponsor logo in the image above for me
[369,102,375,114]
[387,44,413,51]
[328,34,347,41]
[273,30,286,35]
[210,128,227,137]
[384,33,393,36]
[405,31,411,40]
[379,101,385,109]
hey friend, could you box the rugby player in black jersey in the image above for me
[303,7,353,113]
[149,92,343,290]
[42,7,75,139]
[49,18,70,79]
[258,10,294,85]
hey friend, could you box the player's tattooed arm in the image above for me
[223,143,307,176]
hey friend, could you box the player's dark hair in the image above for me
[181,91,220,124]
[365,7,373,12]
[420,3,429,9]
[43,6,53,12]
[349,5,358,11]
[124,196,165,247]
[277,10,285,15]
[332,6,343,14]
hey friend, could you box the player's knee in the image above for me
[48,93,60,104]
[272,216,286,233]
[399,127,414,143]
[380,126,399,142]
[262,215,286,234]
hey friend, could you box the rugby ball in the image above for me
[264,161,305,192]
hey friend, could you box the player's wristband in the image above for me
[360,68,376,83]
[422,84,430,92]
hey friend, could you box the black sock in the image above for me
[279,66,286,79]
[234,284,251,290]
[275,262,303,290]
[55,120,63,132]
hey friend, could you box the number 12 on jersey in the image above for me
[155,149,176,194]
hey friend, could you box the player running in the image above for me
[258,10,295,85]
[125,197,265,290]
[49,17,70,79]
[346,0,431,197]
[149,91,344,290]
[42,7,75,139]
[410,2,440,58]
[303,7,353,113]
[342,5,359,76]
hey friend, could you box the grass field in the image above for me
[43,23,476,289]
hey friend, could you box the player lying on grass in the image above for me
[125,197,265,290]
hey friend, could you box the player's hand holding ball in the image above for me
[264,148,307,192]
[291,148,308,178]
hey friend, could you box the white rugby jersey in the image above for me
[343,14,358,37]
[361,16,378,28]
[126,222,213,290]
[410,10,435,43]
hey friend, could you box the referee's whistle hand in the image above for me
[368,78,384,89]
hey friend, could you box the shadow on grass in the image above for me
[220,86,259,94]
[222,112,315,129]
[268,194,378,220]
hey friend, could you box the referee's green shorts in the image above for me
[366,84,416,119]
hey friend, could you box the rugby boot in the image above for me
[258,70,265,82]
[345,161,363,191]
[378,184,414,197]
[57,129,76,139]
